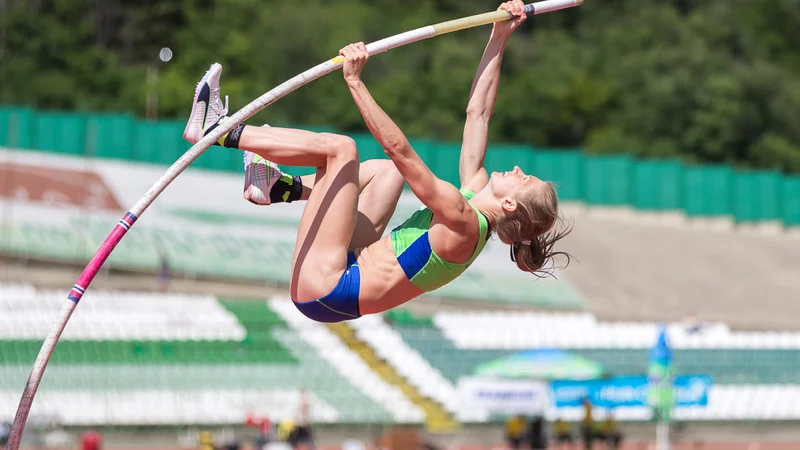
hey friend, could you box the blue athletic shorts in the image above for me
[293,252,361,323]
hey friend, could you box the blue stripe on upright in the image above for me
[396,231,433,280]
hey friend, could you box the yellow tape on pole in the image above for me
[331,0,583,63]
[432,10,513,36]
[433,0,583,36]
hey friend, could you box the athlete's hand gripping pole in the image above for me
[6,0,583,447]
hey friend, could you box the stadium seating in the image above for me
[418,311,800,384]
[6,280,800,425]
[0,283,422,425]
[349,315,460,416]
[363,309,800,421]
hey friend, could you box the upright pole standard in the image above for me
[6,0,583,447]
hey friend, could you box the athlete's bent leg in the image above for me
[225,127,362,302]
[246,156,404,249]
[290,138,360,304]
[282,160,403,249]
[348,159,404,250]
[185,63,362,322]
[239,129,362,312]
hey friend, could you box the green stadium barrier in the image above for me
[583,154,634,205]
[408,137,438,177]
[431,142,462,187]
[684,165,733,217]
[4,106,800,228]
[732,171,783,223]
[633,160,683,211]
[85,114,134,159]
[532,150,583,201]
[34,112,88,155]
[484,144,537,180]
[0,107,34,148]
[783,176,800,226]
[131,120,188,165]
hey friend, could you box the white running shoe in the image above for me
[242,125,284,206]
[183,63,229,144]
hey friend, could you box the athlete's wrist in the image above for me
[346,78,365,89]
[489,30,511,44]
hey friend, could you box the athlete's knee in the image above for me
[375,160,404,190]
[319,133,358,162]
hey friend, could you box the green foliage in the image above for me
[2,0,799,171]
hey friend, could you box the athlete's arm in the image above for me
[460,0,527,193]
[341,43,472,228]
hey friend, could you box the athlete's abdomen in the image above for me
[356,236,424,315]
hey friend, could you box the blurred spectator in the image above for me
[157,251,170,292]
[527,416,547,450]
[504,415,526,449]
[580,397,595,450]
[198,430,215,450]
[80,429,102,450]
[289,389,315,450]
[682,311,707,334]
[245,412,273,449]
[223,440,241,450]
[277,418,295,443]
[552,418,573,449]
[0,421,10,447]
[596,410,623,450]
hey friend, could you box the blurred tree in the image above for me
[1,0,798,171]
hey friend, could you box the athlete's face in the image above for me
[489,166,545,203]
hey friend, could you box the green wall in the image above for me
[2,106,798,227]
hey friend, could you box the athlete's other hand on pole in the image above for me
[341,42,369,85]
[493,0,527,38]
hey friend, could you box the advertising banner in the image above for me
[457,377,549,416]
[551,375,712,408]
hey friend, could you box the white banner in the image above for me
[457,377,549,418]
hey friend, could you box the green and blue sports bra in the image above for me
[390,188,490,292]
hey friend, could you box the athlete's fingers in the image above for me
[515,0,527,19]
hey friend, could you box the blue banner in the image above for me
[551,375,712,408]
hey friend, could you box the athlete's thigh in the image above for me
[299,160,405,250]
[349,159,405,250]
[290,146,360,303]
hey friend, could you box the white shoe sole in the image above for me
[182,63,223,144]
[242,124,279,206]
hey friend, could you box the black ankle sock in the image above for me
[270,174,304,204]
[222,124,246,149]
[202,120,243,148]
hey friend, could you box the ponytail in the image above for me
[497,182,573,277]
[509,223,573,278]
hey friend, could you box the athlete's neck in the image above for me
[467,189,503,229]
